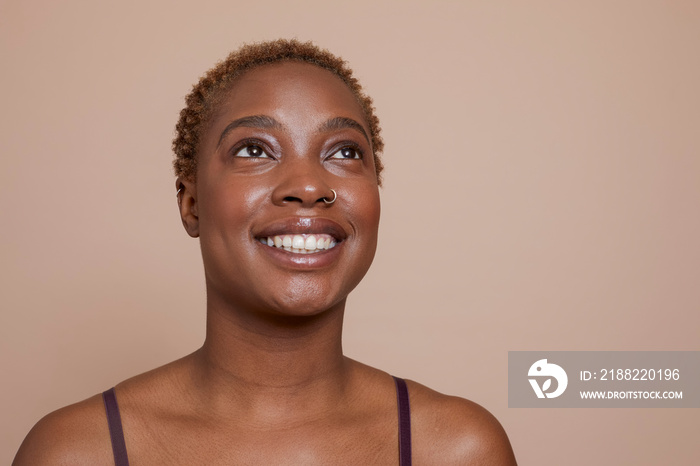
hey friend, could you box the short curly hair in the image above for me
[172,39,384,184]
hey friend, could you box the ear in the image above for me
[176,178,199,238]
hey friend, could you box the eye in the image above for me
[329,146,362,160]
[234,144,269,158]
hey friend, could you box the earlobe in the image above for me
[176,178,199,238]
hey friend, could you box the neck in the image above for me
[189,292,350,423]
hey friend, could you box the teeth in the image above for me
[292,235,305,249]
[259,234,338,254]
[304,236,316,250]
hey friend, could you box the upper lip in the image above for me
[255,217,348,241]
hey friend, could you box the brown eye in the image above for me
[330,147,361,159]
[235,145,268,158]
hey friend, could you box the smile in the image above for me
[258,234,337,254]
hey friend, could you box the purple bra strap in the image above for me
[102,388,130,466]
[392,376,412,466]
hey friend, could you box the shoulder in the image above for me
[13,356,194,465]
[13,393,113,466]
[405,379,517,465]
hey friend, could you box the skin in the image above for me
[14,62,516,465]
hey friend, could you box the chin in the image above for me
[263,288,347,319]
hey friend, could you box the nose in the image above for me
[271,160,334,208]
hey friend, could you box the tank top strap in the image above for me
[392,376,412,466]
[102,387,130,466]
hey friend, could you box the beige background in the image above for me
[2,1,699,464]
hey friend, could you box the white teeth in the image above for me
[304,236,316,250]
[259,234,337,254]
[292,235,305,249]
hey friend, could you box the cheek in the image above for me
[197,180,267,247]
[362,181,381,226]
[196,180,269,295]
[348,182,381,247]
[341,186,380,295]
[366,191,381,238]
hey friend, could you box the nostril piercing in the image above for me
[323,189,337,204]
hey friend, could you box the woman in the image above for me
[14,39,516,465]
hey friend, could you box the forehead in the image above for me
[209,62,367,130]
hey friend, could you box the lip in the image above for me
[254,217,347,269]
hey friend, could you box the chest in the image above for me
[123,415,400,465]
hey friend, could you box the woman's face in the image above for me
[182,62,380,316]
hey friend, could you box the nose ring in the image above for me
[323,189,337,205]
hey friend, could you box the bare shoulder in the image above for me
[13,393,113,465]
[406,380,517,465]
[13,354,195,465]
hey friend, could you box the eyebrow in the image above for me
[216,114,370,148]
[217,115,283,147]
[319,117,370,145]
